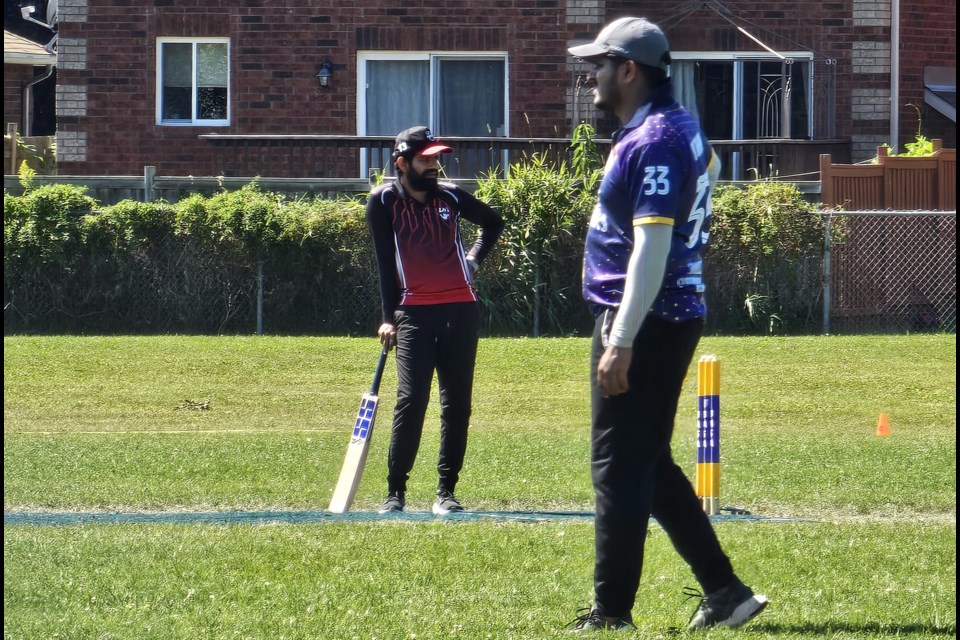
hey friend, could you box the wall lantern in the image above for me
[317,61,333,88]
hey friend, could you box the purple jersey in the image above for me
[583,90,716,323]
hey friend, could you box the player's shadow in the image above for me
[752,622,956,636]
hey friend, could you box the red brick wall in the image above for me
[56,1,954,177]
[4,64,34,134]
[57,0,573,177]
[601,1,876,145]
[899,1,956,149]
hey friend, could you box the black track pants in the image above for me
[591,314,735,618]
[387,302,480,494]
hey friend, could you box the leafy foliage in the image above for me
[4,184,374,334]
[6,173,835,335]
[709,182,826,333]
[898,134,935,157]
[570,122,603,193]
[475,154,596,335]
[4,183,98,265]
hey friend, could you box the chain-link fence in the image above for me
[5,210,956,336]
[4,232,382,336]
[825,211,957,334]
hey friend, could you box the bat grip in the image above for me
[370,346,389,395]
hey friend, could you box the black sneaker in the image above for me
[566,607,636,632]
[378,491,404,513]
[432,489,464,514]
[685,581,769,630]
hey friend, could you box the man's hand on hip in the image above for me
[598,345,632,397]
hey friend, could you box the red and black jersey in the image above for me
[367,181,504,323]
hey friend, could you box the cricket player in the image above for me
[566,17,769,631]
[367,126,504,515]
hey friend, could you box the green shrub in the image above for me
[4,174,834,336]
[85,199,178,245]
[475,154,595,335]
[708,181,825,333]
[4,183,98,264]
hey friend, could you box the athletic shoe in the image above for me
[378,491,404,513]
[685,581,769,630]
[566,607,636,632]
[432,489,464,514]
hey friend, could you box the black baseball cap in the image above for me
[568,17,671,72]
[392,126,453,159]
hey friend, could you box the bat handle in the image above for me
[370,346,389,395]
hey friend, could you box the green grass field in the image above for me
[4,335,956,638]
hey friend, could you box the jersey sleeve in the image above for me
[442,185,505,265]
[365,186,401,324]
[623,141,685,228]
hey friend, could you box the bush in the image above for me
[4,184,376,334]
[708,181,826,333]
[4,183,98,264]
[4,173,832,336]
[475,154,595,335]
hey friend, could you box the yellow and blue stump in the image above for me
[696,355,720,515]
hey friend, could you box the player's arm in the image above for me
[365,189,400,347]
[607,222,671,347]
[450,187,505,272]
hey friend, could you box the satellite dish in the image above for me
[47,0,59,26]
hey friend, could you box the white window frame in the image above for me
[357,51,510,136]
[672,51,815,139]
[156,37,230,126]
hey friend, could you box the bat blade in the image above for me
[328,392,380,513]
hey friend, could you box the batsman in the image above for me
[566,17,768,631]
[366,126,504,515]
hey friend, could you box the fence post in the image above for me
[256,260,264,336]
[7,123,18,175]
[878,146,893,208]
[822,212,832,335]
[143,166,156,202]
[819,154,833,208]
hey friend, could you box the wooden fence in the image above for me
[3,132,56,176]
[820,141,956,211]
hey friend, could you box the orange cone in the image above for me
[876,412,890,437]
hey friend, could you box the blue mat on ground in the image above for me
[3,509,802,526]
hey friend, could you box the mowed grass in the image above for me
[4,335,957,638]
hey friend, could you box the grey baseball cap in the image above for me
[567,17,671,72]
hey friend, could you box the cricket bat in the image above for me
[328,346,389,513]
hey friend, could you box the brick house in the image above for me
[50,0,955,179]
[3,30,57,137]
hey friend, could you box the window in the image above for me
[358,52,508,177]
[157,38,229,126]
[672,53,814,140]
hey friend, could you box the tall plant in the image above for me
[708,182,826,333]
[475,154,595,335]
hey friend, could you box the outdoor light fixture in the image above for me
[317,61,333,88]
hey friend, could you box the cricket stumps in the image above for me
[696,355,720,515]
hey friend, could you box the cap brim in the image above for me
[419,144,453,156]
[568,42,608,60]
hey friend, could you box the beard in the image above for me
[592,78,620,113]
[405,163,440,191]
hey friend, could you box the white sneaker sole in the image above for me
[723,595,769,628]
[432,503,463,515]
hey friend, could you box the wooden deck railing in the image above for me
[4,136,851,204]
[198,134,849,182]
